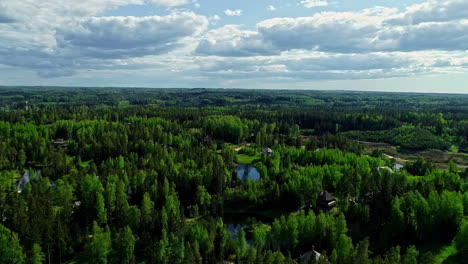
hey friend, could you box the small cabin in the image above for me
[261,148,273,156]
[317,190,337,210]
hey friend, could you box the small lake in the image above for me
[236,164,260,180]
[223,213,272,243]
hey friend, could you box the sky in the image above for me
[0,0,468,93]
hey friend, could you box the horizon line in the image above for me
[1,85,468,96]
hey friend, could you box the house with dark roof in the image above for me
[317,190,337,210]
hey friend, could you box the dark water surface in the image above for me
[236,164,260,180]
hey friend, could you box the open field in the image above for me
[236,153,261,164]
[358,141,468,169]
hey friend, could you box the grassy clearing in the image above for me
[434,245,457,264]
[358,141,468,169]
[236,154,261,164]
[418,242,458,264]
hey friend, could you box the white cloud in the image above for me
[257,10,392,53]
[387,0,468,25]
[209,15,221,21]
[209,15,221,25]
[192,50,466,82]
[384,20,468,51]
[195,52,413,73]
[301,0,328,8]
[57,12,208,58]
[0,5,17,23]
[195,25,279,56]
[268,5,276,11]
[198,1,468,55]
[224,9,243,16]
[149,0,189,7]
[1,0,468,84]
[0,0,208,77]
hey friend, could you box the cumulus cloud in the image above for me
[149,0,189,7]
[195,25,279,57]
[387,0,468,25]
[196,9,395,55]
[0,0,467,83]
[385,20,468,51]
[257,11,393,53]
[301,0,328,8]
[194,51,450,81]
[209,15,221,25]
[197,1,468,56]
[196,52,415,73]
[0,0,209,77]
[57,12,208,58]
[0,6,17,23]
[268,5,276,11]
[224,9,243,16]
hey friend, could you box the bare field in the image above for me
[358,141,468,169]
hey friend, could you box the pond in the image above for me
[226,223,245,239]
[236,164,260,181]
[223,213,272,243]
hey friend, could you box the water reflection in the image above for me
[236,164,260,180]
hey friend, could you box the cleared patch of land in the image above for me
[418,242,458,264]
[236,153,261,164]
[358,141,468,169]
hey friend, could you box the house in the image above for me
[298,246,322,263]
[261,148,273,156]
[317,190,337,210]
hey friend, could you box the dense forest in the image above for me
[0,87,467,264]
